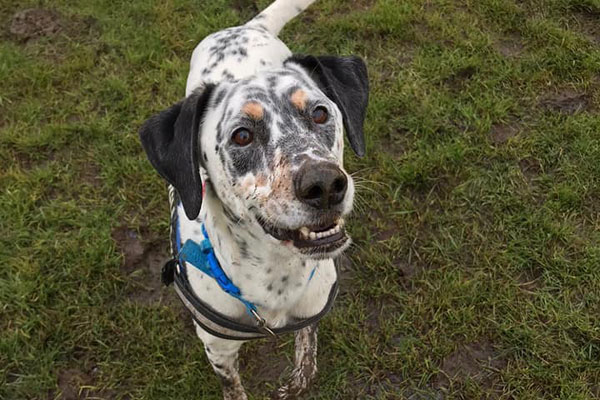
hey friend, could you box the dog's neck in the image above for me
[196,184,326,318]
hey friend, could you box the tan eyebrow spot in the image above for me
[290,89,307,110]
[242,101,263,120]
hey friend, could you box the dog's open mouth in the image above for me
[255,215,348,251]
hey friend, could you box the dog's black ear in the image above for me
[287,55,369,157]
[139,85,215,220]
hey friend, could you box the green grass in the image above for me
[1,0,600,398]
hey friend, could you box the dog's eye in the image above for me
[312,107,328,124]
[232,128,254,146]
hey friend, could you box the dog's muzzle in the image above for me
[254,161,351,257]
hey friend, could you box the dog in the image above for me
[139,0,368,398]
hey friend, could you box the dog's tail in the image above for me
[245,0,317,36]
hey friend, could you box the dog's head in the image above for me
[140,55,368,259]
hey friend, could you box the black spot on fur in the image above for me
[213,88,227,107]
[267,284,273,291]
[222,204,242,223]
[238,239,248,258]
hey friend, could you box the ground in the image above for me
[1,0,599,399]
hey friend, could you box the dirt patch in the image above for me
[395,259,425,291]
[489,121,520,145]
[518,157,542,181]
[50,366,118,400]
[7,8,101,61]
[591,383,600,398]
[539,89,589,114]
[433,340,507,391]
[443,66,477,91]
[374,227,398,242]
[9,149,36,170]
[8,9,62,42]
[344,373,379,398]
[572,11,600,45]
[231,0,260,20]
[494,33,525,57]
[240,339,292,395]
[111,226,175,306]
[379,128,410,159]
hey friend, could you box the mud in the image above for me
[434,340,507,390]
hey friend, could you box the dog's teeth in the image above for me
[337,218,345,227]
[309,232,317,240]
[299,227,310,239]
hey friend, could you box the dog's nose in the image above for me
[294,162,348,209]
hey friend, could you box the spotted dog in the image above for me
[139,0,368,398]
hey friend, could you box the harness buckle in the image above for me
[250,309,276,338]
[161,259,177,286]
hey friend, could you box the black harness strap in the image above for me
[163,258,339,340]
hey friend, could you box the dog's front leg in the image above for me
[197,325,248,400]
[276,323,318,399]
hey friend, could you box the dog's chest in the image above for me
[186,26,292,96]
[176,197,337,328]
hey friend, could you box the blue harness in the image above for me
[177,224,261,317]
[175,222,317,323]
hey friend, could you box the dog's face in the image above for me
[140,55,368,259]
[202,66,355,258]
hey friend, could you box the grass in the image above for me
[1,0,600,398]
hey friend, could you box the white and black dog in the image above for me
[139,0,368,398]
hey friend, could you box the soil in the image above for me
[494,34,525,57]
[240,339,292,395]
[433,340,507,391]
[518,157,542,181]
[50,366,119,400]
[539,89,589,114]
[231,0,260,20]
[573,11,600,45]
[395,259,426,292]
[9,9,62,42]
[489,122,520,145]
[444,66,477,91]
[379,129,409,159]
[111,226,176,306]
